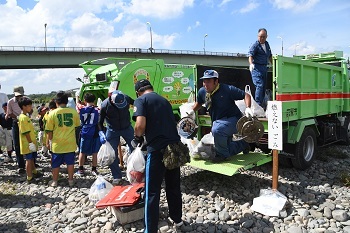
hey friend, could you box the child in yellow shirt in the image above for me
[18,97,41,183]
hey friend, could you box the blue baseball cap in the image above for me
[200,70,219,79]
[111,90,127,109]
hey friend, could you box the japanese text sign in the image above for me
[268,101,283,150]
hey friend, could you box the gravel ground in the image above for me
[0,145,350,233]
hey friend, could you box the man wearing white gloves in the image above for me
[248,28,272,107]
[192,70,253,163]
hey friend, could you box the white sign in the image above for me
[268,101,283,150]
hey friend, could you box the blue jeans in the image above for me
[106,125,134,179]
[251,64,268,106]
[212,117,248,158]
[144,149,182,233]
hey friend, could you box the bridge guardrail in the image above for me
[0,46,248,57]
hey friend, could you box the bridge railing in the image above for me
[0,46,248,57]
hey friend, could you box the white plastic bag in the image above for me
[97,141,116,167]
[245,85,265,117]
[251,188,287,217]
[235,99,246,114]
[89,176,113,204]
[193,133,216,160]
[179,102,195,119]
[182,137,200,159]
[126,147,145,184]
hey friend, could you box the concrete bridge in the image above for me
[0,46,249,69]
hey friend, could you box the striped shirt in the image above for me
[7,97,22,118]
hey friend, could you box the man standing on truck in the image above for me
[132,79,184,233]
[248,28,272,108]
[191,70,252,163]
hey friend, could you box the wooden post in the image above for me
[272,149,279,190]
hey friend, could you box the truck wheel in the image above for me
[292,127,317,170]
[343,116,350,145]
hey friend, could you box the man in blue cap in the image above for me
[191,70,252,162]
[98,90,134,185]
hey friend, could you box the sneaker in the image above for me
[49,180,58,187]
[91,170,99,176]
[27,178,37,184]
[175,221,192,232]
[33,172,43,178]
[75,169,85,176]
[4,157,12,163]
[18,168,26,174]
[112,178,122,186]
[68,180,74,187]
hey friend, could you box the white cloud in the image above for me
[238,1,260,13]
[219,0,233,8]
[187,21,201,32]
[270,0,319,12]
[124,0,194,19]
[114,13,124,22]
[288,42,316,56]
[0,68,84,95]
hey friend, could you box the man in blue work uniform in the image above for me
[98,90,134,185]
[248,28,272,107]
[191,70,252,162]
[132,79,184,233]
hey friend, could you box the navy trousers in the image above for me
[212,116,248,158]
[144,149,182,233]
[12,120,25,169]
[251,64,268,106]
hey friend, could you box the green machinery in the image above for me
[77,51,350,176]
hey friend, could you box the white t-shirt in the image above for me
[0,93,9,114]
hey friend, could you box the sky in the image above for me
[0,0,349,94]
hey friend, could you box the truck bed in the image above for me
[188,152,272,176]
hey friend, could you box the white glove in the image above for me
[249,64,255,72]
[187,109,195,120]
[29,142,36,152]
[38,131,43,144]
[245,107,254,118]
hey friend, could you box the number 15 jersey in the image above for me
[46,106,80,153]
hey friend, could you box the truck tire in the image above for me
[292,127,317,170]
[343,116,350,145]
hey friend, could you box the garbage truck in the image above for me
[77,51,350,176]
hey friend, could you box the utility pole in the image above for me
[204,34,208,54]
[44,23,47,50]
[146,22,153,52]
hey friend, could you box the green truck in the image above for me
[77,51,350,176]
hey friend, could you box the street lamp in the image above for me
[44,23,47,50]
[203,34,208,54]
[294,43,299,56]
[277,36,283,56]
[146,22,153,52]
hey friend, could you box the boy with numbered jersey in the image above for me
[76,93,100,176]
[46,91,80,187]
[17,97,41,183]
